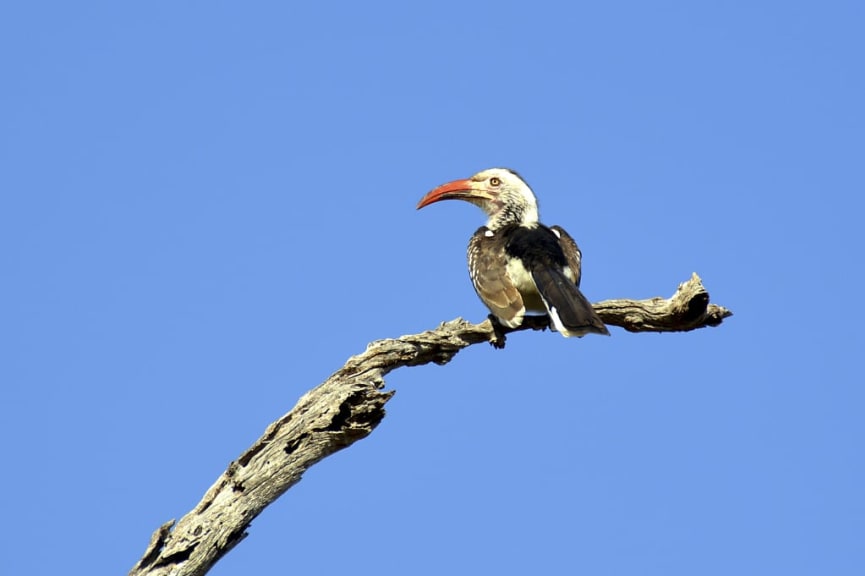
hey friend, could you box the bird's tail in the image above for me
[531,267,610,337]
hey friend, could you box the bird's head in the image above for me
[417,168,539,229]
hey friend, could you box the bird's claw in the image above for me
[488,314,507,349]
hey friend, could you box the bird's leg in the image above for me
[487,314,508,349]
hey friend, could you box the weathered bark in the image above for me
[130,273,731,576]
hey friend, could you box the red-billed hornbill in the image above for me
[417,168,609,341]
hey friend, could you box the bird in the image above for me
[416,168,609,342]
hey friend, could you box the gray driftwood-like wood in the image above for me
[130,273,731,576]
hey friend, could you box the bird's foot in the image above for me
[488,314,507,349]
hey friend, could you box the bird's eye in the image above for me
[490,177,501,186]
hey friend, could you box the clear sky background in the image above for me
[2,2,863,575]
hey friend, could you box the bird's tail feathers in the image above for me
[531,267,610,337]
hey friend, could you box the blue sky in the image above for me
[2,2,863,575]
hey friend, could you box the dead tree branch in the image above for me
[130,273,731,576]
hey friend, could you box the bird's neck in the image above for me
[487,202,539,231]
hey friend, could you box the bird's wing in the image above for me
[549,225,582,287]
[468,227,525,328]
[503,224,608,337]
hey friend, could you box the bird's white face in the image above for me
[417,167,540,230]
[469,168,540,228]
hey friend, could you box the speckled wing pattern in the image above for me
[549,225,582,288]
[467,226,525,328]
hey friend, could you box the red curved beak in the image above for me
[416,178,490,209]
